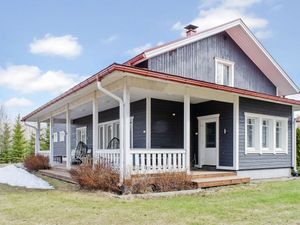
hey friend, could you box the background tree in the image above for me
[40,125,50,150]
[26,132,35,157]
[0,122,11,163]
[11,115,27,162]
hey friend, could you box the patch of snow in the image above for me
[0,165,53,189]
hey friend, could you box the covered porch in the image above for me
[26,68,239,181]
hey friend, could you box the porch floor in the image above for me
[39,165,251,188]
[39,165,76,184]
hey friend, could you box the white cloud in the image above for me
[172,0,271,39]
[30,34,82,59]
[4,97,33,108]
[126,43,152,56]
[102,34,118,44]
[0,65,84,94]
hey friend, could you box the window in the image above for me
[245,113,288,154]
[53,132,58,143]
[76,127,87,145]
[215,58,234,86]
[246,117,259,153]
[275,120,287,153]
[206,122,216,148]
[262,119,271,149]
[59,131,65,142]
[247,118,255,148]
[98,118,133,149]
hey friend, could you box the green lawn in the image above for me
[0,176,300,225]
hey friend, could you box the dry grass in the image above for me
[23,154,50,171]
[70,162,120,193]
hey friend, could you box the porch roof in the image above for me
[22,63,300,122]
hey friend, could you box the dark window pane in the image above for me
[206,122,216,148]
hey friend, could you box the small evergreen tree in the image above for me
[26,132,35,157]
[40,125,50,150]
[0,122,11,163]
[297,128,300,168]
[11,115,27,162]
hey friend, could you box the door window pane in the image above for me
[206,122,216,148]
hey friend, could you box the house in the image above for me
[22,19,300,182]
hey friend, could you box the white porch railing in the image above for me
[94,149,121,168]
[37,150,50,157]
[85,149,187,174]
[130,149,186,174]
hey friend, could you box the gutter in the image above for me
[96,81,125,183]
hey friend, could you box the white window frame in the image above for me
[59,131,65,142]
[245,112,288,155]
[76,126,87,144]
[245,116,260,154]
[53,132,58,143]
[214,57,235,87]
[97,117,133,150]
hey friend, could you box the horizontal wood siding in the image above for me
[151,99,184,148]
[53,122,66,156]
[239,97,292,170]
[191,101,234,167]
[148,32,276,95]
[70,99,146,150]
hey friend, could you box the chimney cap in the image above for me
[184,24,198,31]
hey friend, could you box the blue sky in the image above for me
[0,0,300,120]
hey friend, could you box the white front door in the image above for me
[198,115,219,167]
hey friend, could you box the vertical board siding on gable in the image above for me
[151,99,184,148]
[239,97,292,170]
[70,99,146,150]
[148,32,276,95]
[191,101,234,167]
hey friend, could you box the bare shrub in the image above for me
[24,154,50,171]
[70,162,120,193]
[130,172,196,194]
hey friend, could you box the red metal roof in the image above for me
[22,64,300,122]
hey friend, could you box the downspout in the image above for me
[97,81,125,183]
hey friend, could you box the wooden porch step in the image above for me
[188,171,237,179]
[39,169,77,184]
[192,176,250,188]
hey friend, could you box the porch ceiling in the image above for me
[54,86,209,120]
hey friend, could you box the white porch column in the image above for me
[49,116,54,165]
[66,106,71,169]
[292,108,298,172]
[146,97,151,149]
[233,95,239,170]
[35,121,41,155]
[123,80,131,179]
[184,94,190,173]
[92,91,99,165]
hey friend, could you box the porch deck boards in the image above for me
[192,176,250,188]
[39,166,76,184]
